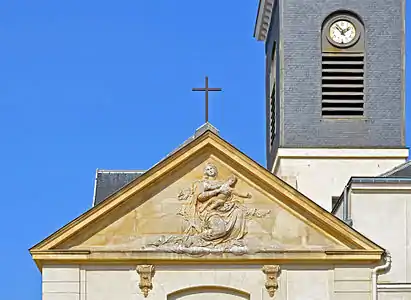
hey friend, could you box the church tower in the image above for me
[254,0,408,210]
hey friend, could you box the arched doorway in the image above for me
[167,286,250,300]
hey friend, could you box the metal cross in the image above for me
[192,76,222,123]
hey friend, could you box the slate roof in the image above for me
[92,122,220,206]
[380,160,411,178]
[164,122,219,159]
[93,170,144,206]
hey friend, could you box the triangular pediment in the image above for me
[30,131,383,267]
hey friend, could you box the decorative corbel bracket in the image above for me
[136,265,155,297]
[262,265,280,298]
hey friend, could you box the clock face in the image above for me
[329,20,356,45]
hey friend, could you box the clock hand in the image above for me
[343,28,352,35]
[335,24,344,33]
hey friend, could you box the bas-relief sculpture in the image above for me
[144,163,270,255]
[72,161,344,255]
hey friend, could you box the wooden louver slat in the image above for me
[322,54,364,117]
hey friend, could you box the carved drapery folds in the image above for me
[136,265,155,297]
[262,265,280,298]
[144,163,270,256]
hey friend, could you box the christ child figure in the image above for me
[200,175,252,213]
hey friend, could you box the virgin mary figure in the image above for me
[181,163,252,247]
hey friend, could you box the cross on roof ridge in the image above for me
[192,76,222,123]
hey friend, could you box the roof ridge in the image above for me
[92,123,220,206]
[380,160,411,177]
[97,170,145,173]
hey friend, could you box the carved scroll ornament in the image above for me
[136,265,155,297]
[262,265,280,298]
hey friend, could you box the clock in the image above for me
[329,20,357,46]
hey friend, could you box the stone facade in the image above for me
[273,148,408,210]
[42,265,81,300]
[334,180,411,283]
[258,2,411,297]
[42,264,375,300]
[32,132,384,300]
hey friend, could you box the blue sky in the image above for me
[0,1,408,299]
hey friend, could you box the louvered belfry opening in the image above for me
[270,87,276,145]
[321,53,364,116]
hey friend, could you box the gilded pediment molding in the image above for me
[29,130,384,269]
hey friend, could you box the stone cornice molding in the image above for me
[254,0,275,41]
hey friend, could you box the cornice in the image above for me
[254,0,275,41]
[31,249,383,270]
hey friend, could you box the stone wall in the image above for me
[273,148,407,210]
[42,265,81,300]
[350,185,411,283]
[42,264,375,300]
